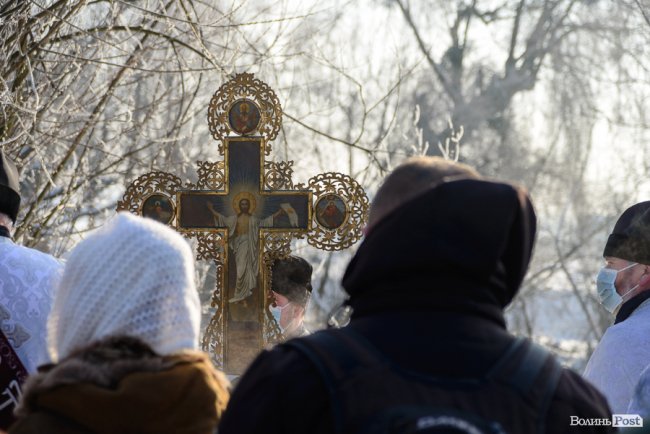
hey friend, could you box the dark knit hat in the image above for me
[271,256,313,307]
[0,151,20,223]
[604,202,650,264]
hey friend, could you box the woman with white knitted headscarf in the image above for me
[9,213,229,434]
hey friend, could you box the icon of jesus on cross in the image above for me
[206,192,298,303]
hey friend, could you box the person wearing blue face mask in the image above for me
[267,256,313,338]
[584,201,650,414]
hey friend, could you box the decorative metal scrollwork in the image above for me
[261,257,283,343]
[263,308,283,343]
[202,308,224,367]
[116,171,183,225]
[201,261,225,366]
[264,160,295,190]
[196,161,226,191]
[307,172,369,251]
[192,232,226,263]
[261,231,294,261]
[207,73,282,154]
[210,263,224,308]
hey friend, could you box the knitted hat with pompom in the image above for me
[48,212,200,361]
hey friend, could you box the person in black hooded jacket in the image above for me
[219,156,613,434]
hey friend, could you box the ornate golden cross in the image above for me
[118,73,368,374]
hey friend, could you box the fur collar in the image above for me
[17,336,217,418]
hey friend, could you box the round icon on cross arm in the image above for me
[228,99,261,135]
[315,195,347,230]
[142,194,175,225]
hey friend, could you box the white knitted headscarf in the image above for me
[48,212,200,361]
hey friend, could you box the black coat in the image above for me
[219,179,613,434]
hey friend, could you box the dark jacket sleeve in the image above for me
[218,344,333,434]
[545,368,616,434]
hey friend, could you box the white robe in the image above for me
[584,298,650,413]
[214,213,273,302]
[0,237,62,372]
[628,363,650,418]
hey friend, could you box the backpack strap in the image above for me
[283,328,385,434]
[487,337,563,434]
[537,353,562,434]
[504,339,550,394]
[283,336,344,434]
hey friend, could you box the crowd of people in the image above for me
[1,149,650,433]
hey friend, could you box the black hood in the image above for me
[342,178,536,326]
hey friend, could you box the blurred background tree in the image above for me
[2,0,650,369]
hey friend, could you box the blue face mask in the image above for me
[596,262,639,314]
[269,303,291,332]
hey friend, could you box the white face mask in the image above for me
[596,262,639,314]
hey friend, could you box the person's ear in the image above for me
[638,265,650,288]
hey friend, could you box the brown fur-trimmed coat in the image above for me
[9,336,229,434]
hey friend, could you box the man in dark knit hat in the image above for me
[220,156,613,434]
[268,256,313,338]
[584,202,650,413]
[0,151,61,428]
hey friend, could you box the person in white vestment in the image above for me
[0,151,62,374]
[584,201,650,413]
